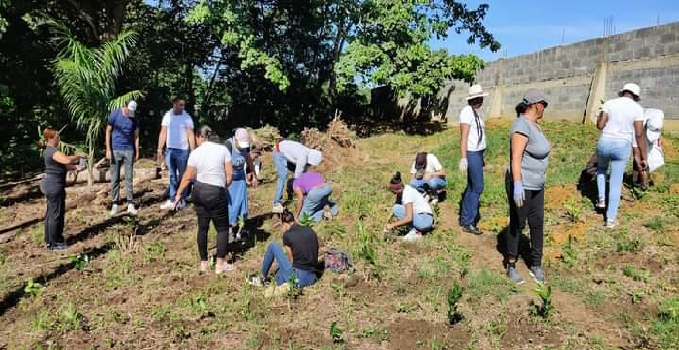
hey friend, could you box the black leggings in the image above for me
[505,173,544,267]
[44,188,66,246]
[193,182,231,261]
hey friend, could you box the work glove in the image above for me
[513,182,525,208]
[458,158,468,172]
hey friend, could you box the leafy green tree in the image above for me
[51,21,143,186]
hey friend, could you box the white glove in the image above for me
[458,158,468,172]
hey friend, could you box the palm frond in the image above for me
[109,90,145,111]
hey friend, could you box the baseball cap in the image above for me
[522,88,548,106]
[234,128,250,148]
[644,108,664,142]
[127,100,137,112]
[620,83,641,99]
[307,149,323,166]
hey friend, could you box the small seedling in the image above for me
[330,322,344,343]
[24,278,44,297]
[622,265,650,283]
[58,302,83,331]
[561,235,578,268]
[564,198,583,222]
[69,253,91,270]
[447,281,464,325]
[530,283,553,319]
[286,269,301,298]
[299,212,314,226]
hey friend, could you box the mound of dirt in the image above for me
[250,125,282,151]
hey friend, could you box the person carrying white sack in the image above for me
[633,108,665,188]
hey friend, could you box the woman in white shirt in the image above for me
[174,126,234,274]
[458,84,488,235]
[384,172,434,242]
[596,83,648,228]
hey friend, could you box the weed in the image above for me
[189,294,208,315]
[485,315,507,348]
[357,219,381,280]
[30,224,44,246]
[58,302,84,331]
[616,231,646,253]
[447,281,464,325]
[30,310,54,331]
[24,277,44,297]
[651,296,679,348]
[357,326,388,341]
[468,268,513,302]
[530,283,553,319]
[299,212,314,226]
[564,198,583,222]
[240,282,253,320]
[622,265,650,283]
[330,322,344,343]
[585,290,607,308]
[144,242,165,263]
[642,216,665,232]
[69,253,91,270]
[628,290,646,304]
[659,296,679,321]
[561,235,578,268]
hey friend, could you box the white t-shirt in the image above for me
[459,105,486,151]
[601,97,644,143]
[402,185,433,215]
[410,153,443,174]
[187,142,232,188]
[161,110,194,150]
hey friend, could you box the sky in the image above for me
[431,0,679,61]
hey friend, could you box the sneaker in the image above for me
[605,220,619,228]
[322,205,333,221]
[272,203,285,214]
[109,204,119,216]
[461,224,483,235]
[126,203,138,215]
[159,200,175,210]
[49,243,69,251]
[529,266,546,284]
[402,228,423,242]
[215,263,235,275]
[247,274,264,287]
[596,199,606,210]
[507,266,525,285]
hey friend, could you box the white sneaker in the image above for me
[109,204,119,216]
[126,203,138,215]
[272,203,284,214]
[159,200,175,210]
[402,228,423,242]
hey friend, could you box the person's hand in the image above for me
[513,182,525,208]
[172,194,182,210]
[106,149,112,161]
[135,153,140,162]
[640,159,648,171]
[156,149,163,162]
[251,176,258,188]
[384,223,393,231]
[458,158,468,172]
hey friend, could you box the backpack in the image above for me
[324,248,354,274]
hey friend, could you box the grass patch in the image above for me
[467,268,515,303]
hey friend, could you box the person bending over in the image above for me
[272,140,322,213]
[385,172,434,242]
[293,167,338,222]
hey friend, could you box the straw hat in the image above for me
[466,84,489,100]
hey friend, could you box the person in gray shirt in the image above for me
[505,88,551,285]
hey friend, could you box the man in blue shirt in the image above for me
[106,101,140,216]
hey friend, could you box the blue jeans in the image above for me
[273,151,288,205]
[596,138,632,222]
[410,178,447,193]
[392,204,434,232]
[166,148,190,201]
[261,243,317,287]
[301,184,339,222]
[460,150,485,226]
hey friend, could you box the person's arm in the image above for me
[634,120,647,169]
[157,126,167,161]
[284,245,294,264]
[294,156,306,178]
[596,111,608,131]
[294,187,304,219]
[105,125,113,160]
[246,153,258,188]
[173,166,197,206]
[510,132,528,207]
[387,202,414,229]
[52,151,80,166]
[460,123,470,161]
[224,160,233,187]
[187,127,196,151]
[134,128,140,161]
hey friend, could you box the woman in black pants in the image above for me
[40,128,83,251]
[506,89,551,285]
[174,125,234,274]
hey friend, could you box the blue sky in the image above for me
[431,0,679,62]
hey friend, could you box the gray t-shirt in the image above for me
[510,116,550,190]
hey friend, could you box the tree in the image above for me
[51,21,143,186]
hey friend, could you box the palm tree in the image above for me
[51,21,143,186]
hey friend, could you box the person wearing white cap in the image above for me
[595,83,648,228]
[225,128,258,238]
[105,100,140,216]
[271,140,323,213]
[632,108,665,187]
[458,84,489,235]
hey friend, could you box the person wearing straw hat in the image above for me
[225,128,258,240]
[106,100,140,216]
[458,84,489,236]
[595,83,647,228]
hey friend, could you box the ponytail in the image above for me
[196,125,216,141]
[515,102,528,118]
[39,128,58,150]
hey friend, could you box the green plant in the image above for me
[561,235,578,268]
[564,198,583,222]
[530,283,553,319]
[643,216,665,232]
[286,269,301,298]
[58,302,83,331]
[616,231,645,253]
[357,219,382,280]
[24,277,44,297]
[298,212,314,226]
[330,322,344,344]
[628,290,646,304]
[447,281,464,325]
[30,310,54,331]
[69,253,91,270]
[190,295,208,315]
[659,296,679,321]
[622,265,650,283]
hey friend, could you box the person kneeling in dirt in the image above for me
[272,140,323,213]
[384,172,434,242]
[173,125,235,274]
[251,209,319,288]
[225,128,258,241]
[409,151,447,203]
[293,166,338,222]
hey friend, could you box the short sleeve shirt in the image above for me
[410,153,443,174]
[402,185,433,215]
[187,142,231,188]
[108,108,139,151]
[282,224,319,271]
[459,105,487,151]
[601,97,645,143]
[293,172,325,194]
[161,110,194,150]
[510,116,551,190]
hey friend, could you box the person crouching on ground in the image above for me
[409,151,446,203]
[505,89,551,285]
[272,140,323,213]
[173,125,234,274]
[292,165,338,222]
[385,172,434,242]
[458,84,488,235]
[106,100,140,216]
[254,209,319,288]
[225,128,258,240]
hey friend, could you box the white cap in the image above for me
[620,83,641,99]
[307,149,323,166]
[127,100,137,111]
[644,108,664,142]
[234,128,250,148]
[466,84,489,100]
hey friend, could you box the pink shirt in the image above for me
[293,172,325,194]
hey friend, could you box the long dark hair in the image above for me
[515,102,528,118]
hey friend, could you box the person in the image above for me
[249,146,263,181]
[458,84,489,235]
[293,169,338,222]
[505,88,551,285]
[254,209,319,288]
[596,83,647,228]
[409,151,446,201]
[225,128,258,237]
[632,108,664,188]
[173,125,234,274]
[106,100,140,216]
[158,97,195,210]
[39,128,84,251]
[384,172,434,242]
[272,140,323,213]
